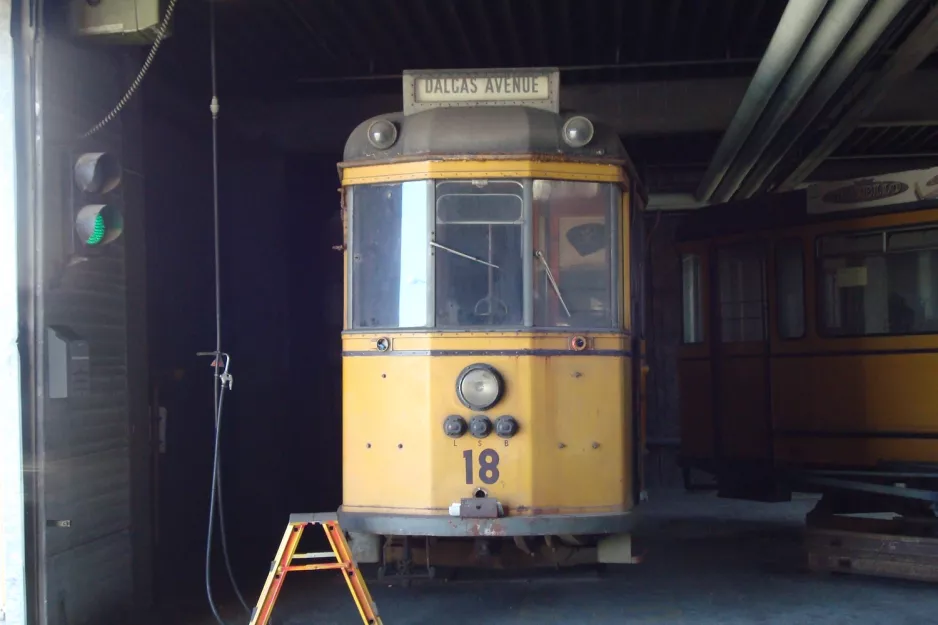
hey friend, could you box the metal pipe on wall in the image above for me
[694,0,830,202]
[735,0,913,199]
[710,0,871,204]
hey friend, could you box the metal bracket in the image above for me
[197,351,233,390]
[799,474,938,504]
[451,497,503,519]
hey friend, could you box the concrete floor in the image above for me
[160,490,937,625]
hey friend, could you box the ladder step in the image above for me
[292,551,336,560]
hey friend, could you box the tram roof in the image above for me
[342,106,640,187]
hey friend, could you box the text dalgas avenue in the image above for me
[421,75,545,96]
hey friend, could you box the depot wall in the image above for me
[29,29,150,624]
[141,80,344,599]
[642,213,685,489]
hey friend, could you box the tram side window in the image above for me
[350,182,430,329]
[533,180,617,328]
[434,180,524,327]
[776,240,805,339]
[681,254,704,343]
[819,227,938,336]
[718,246,765,342]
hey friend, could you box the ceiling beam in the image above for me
[717,0,740,56]
[318,0,374,68]
[372,1,424,69]
[612,0,624,63]
[500,0,526,67]
[226,69,938,157]
[695,0,829,201]
[664,0,684,59]
[409,0,455,68]
[557,0,574,65]
[444,1,478,67]
[646,155,938,194]
[777,1,938,191]
[858,120,938,127]
[469,0,501,67]
[637,0,654,61]
[737,0,769,56]
[732,0,910,199]
[275,0,344,65]
[527,0,550,66]
[712,0,871,203]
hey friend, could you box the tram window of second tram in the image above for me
[818,226,938,336]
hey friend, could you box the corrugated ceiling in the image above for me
[164,0,789,95]
[152,0,938,188]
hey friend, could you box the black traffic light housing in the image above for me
[70,151,124,251]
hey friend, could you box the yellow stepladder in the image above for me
[249,513,383,625]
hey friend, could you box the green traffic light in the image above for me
[76,204,122,247]
[86,213,106,246]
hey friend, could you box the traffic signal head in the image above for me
[72,152,123,248]
[75,203,123,247]
[74,152,121,194]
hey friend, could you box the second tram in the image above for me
[676,170,938,519]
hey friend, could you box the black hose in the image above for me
[215,449,251,612]
[81,0,180,138]
[205,384,231,625]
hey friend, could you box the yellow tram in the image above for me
[335,68,647,572]
[676,170,938,517]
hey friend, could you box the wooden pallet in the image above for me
[806,515,938,583]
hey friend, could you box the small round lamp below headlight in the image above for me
[495,415,519,438]
[469,415,493,439]
[366,119,398,150]
[443,415,468,438]
[562,116,594,148]
[457,364,503,411]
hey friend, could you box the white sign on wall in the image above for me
[805,166,938,214]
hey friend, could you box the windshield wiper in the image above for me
[431,241,499,269]
[534,250,571,318]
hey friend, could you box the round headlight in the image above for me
[562,116,594,148]
[366,119,398,150]
[456,364,503,411]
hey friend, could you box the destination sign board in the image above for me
[403,68,559,115]
[806,165,938,214]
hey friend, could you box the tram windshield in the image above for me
[435,180,524,327]
[533,180,618,328]
[349,179,620,330]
